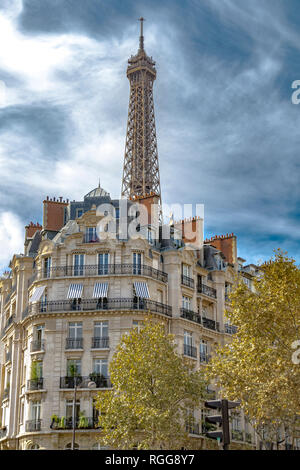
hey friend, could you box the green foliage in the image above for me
[95,316,207,450]
[206,250,300,445]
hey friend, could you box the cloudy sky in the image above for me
[0,0,299,272]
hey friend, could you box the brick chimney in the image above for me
[204,233,237,265]
[25,222,42,240]
[43,196,69,232]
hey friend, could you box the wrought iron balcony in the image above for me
[181,274,194,289]
[197,283,217,299]
[31,340,45,352]
[65,338,83,350]
[199,353,211,364]
[183,344,197,358]
[27,298,172,318]
[202,317,220,332]
[34,263,168,283]
[180,308,201,324]
[25,419,42,432]
[225,324,238,335]
[27,378,44,391]
[91,337,109,349]
[60,375,112,389]
[180,309,220,332]
[51,416,99,430]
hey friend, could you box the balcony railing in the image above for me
[27,378,44,391]
[32,263,168,283]
[225,324,238,335]
[200,353,211,364]
[180,308,201,325]
[183,344,197,358]
[31,340,45,352]
[181,275,194,289]
[1,315,15,336]
[180,309,220,332]
[202,317,220,332]
[197,284,217,299]
[51,416,99,430]
[25,298,172,318]
[66,338,83,350]
[91,337,109,349]
[60,375,112,389]
[25,419,42,432]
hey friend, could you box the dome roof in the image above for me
[84,184,110,199]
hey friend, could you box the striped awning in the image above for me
[67,284,83,299]
[93,282,108,299]
[134,282,150,299]
[29,286,46,303]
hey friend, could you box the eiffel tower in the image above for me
[121,18,162,206]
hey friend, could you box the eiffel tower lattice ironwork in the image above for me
[121,18,161,205]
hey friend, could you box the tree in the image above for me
[94,317,207,450]
[206,250,300,448]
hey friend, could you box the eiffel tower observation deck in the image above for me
[121,18,161,205]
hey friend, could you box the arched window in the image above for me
[65,442,79,450]
[92,442,108,450]
[30,444,40,450]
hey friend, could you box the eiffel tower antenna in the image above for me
[121,18,162,209]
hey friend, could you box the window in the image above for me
[65,442,79,450]
[182,263,190,278]
[76,208,84,218]
[94,321,108,339]
[98,253,109,275]
[67,359,81,376]
[184,331,193,346]
[44,257,52,278]
[85,227,98,242]
[200,340,208,362]
[115,207,120,219]
[36,325,44,344]
[32,360,43,379]
[147,228,154,244]
[133,252,142,275]
[182,296,191,310]
[132,320,144,332]
[40,290,47,312]
[29,444,40,450]
[93,359,108,377]
[66,399,80,422]
[19,400,24,424]
[68,322,82,339]
[31,401,41,421]
[74,254,84,276]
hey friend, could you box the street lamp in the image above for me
[71,378,97,451]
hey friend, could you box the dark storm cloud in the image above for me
[0,0,299,270]
[0,103,70,157]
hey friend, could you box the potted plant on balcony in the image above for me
[58,416,66,429]
[50,414,59,429]
[78,412,89,429]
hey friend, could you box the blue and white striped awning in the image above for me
[67,284,83,299]
[93,282,108,298]
[134,282,150,299]
[29,286,46,303]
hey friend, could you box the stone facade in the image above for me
[0,189,259,450]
